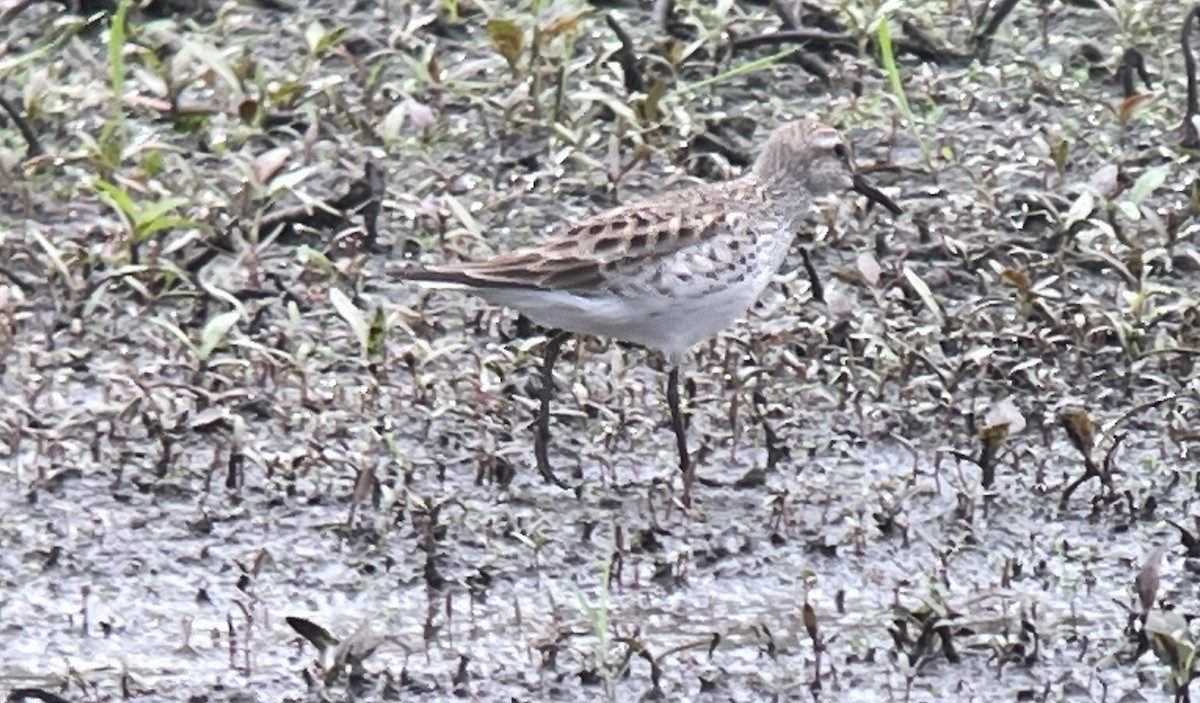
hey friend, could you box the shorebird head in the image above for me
[753,120,900,216]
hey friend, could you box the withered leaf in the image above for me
[1060,410,1095,456]
[486,19,524,70]
[802,601,819,644]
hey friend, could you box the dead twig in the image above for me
[0,93,42,160]
[732,29,968,65]
[604,15,643,94]
[1181,5,1200,148]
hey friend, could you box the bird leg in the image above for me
[668,366,695,505]
[534,330,572,487]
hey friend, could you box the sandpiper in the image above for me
[393,119,900,501]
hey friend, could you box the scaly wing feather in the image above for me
[398,181,763,293]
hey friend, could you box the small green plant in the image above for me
[151,308,242,366]
[679,47,800,93]
[570,540,628,701]
[96,0,134,170]
[330,289,388,361]
[843,1,936,165]
[303,20,349,59]
[94,180,199,263]
[483,1,589,120]
[875,16,913,124]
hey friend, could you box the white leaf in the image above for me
[1116,200,1141,222]
[266,165,319,198]
[1128,165,1168,205]
[406,98,435,129]
[1088,163,1120,198]
[150,317,198,358]
[331,288,367,357]
[572,90,640,126]
[379,101,408,143]
[198,310,241,360]
[1062,191,1095,230]
[442,194,482,238]
[903,266,943,325]
[857,251,881,286]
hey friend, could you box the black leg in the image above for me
[535,331,572,487]
[668,366,694,505]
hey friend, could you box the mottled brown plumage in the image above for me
[395,119,896,359]
[406,189,739,292]
[392,120,899,493]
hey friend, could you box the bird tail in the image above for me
[392,267,476,289]
[392,265,538,291]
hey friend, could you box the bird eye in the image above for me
[833,142,850,162]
